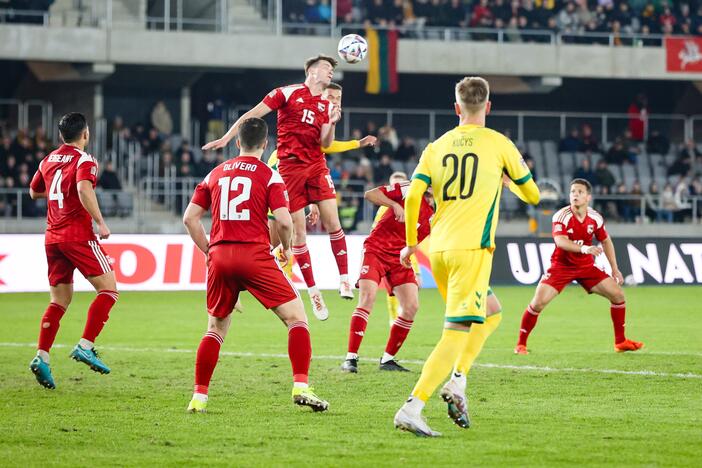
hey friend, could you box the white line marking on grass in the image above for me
[3,342,700,380]
[481,347,702,358]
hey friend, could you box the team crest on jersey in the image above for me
[90,167,97,176]
[318,103,325,112]
[361,265,369,275]
[554,224,563,232]
[587,225,594,234]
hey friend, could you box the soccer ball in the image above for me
[337,34,368,64]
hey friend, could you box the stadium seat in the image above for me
[97,192,117,217]
[621,163,637,186]
[559,152,576,182]
[116,192,134,217]
[528,140,547,177]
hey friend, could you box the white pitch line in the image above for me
[2,342,700,380]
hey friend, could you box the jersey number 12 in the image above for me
[442,153,478,201]
[218,176,251,221]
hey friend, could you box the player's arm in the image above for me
[320,105,342,148]
[322,135,376,154]
[401,178,428,268]
[502,139,540,205]
[503,174,535,204]
[553,235,602,256]
[202,101,272,150]
[29,167,46,199]
[601,236,624,284]
[77,180,110,239]
[183,203,209,254]
[364,186,404,222]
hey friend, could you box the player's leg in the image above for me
[317,197,353,300]
[291,207,328,320]
[30,249,74,389]
[188,313,232,413]
[341,278,379,373]
[588,276,644,352]
[515,281,560,355]
[379,278,419,371]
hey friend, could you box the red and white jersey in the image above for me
[550,205,609,268]
[191,156,288,248]
[30,144,98,244]
[364,182,434,258]
[262,83,332,164]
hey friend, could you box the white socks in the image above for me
[381,352,394,364]
[346,352,358,360]
[293,382,309,389]
[37,350,50,363]
[451,371,467,392]
[403,396,425,415]
[192,392,208,403]
[78,338,94,350]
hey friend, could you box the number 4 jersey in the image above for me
[30,144,99,244]
[412,124,533,252]
[191,156,289,247]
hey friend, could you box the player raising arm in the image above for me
[203,56,352,321]
[184,118,328,414]
[394,77,539,437]
[515,178,643,355]
[28,112,119,389]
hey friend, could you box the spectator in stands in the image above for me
[627,180,644,222]
[377,124,398,155]
[605,137,629,165]
[374,153,394,184]
[579,123,601,153]
[559,127,580,152]
[144,128,163,154]
[668,153,692,178]
[178,151,195,178]
[594,159,615,192]
[99,161,122,190]
[151,101,173,136]
[573,158,597,186]
[4,154,18,182]
[658,182,676,223]
[160,150,176,177]
[674,176,692,222]
[470,0,493,27]
[615,182,630,221]
[690,176,702,197]
[646,129,670,155]
[197,150,218,177]
[525,157,537,181]
[395,136,417,162]
[627,94,648,142]
[557,1,580,33]
[644,181,660,223]
[678,139,701,162]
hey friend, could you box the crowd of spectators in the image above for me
[285,0,702,43]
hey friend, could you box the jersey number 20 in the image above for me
[218,176,251,221]
[442,153,478,201]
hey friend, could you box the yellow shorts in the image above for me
[430,249,493,324]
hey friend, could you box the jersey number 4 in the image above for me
[218,176,252,221]
[49,169,65,208]
[442,153,478,201]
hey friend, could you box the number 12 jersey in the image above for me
[191,156,289,247]
[412,124,532,252]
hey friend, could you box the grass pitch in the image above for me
[0,286,700,467]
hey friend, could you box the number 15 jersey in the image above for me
[412,124,532,252]
[191,156,289,248]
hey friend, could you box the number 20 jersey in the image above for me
[412,124,532,252]
[190,156,289,248]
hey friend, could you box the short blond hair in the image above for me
[455,77,490,114]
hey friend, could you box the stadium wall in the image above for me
[1,25,702,80]
[1,235,700,293]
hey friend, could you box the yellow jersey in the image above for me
[410,124,536,252]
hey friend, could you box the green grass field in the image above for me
[1,286,701,467]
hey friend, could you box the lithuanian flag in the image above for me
[365,27,398,94]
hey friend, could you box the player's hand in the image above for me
[502,174,512,188]
[307,204,320,225]
[400,245,416,269]
[359,135,377,147]
[392,203,405,222]
[612,269,624,285]
[97,222,110,240]
[330,105,342,124]
[278,248,292,267]
[202,137,228,151]
[584,245,603,256]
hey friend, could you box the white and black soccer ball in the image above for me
[337,34,368,64]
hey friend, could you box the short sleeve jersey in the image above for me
[262,84,332,164]
[550,206,609,268]
[30,144,98,244]
[412,124,532,252]
[191,156,288,247]
[364,182,433,258]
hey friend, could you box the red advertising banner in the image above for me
[665,37,702,73]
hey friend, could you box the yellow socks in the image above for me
[454,313,502,375]
[386,294,399,323]
[412,328,470,401]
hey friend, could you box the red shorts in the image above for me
[540,263,611,293]
[45,240,113,286]
[278,158,336,213]
[207,242,298,318]
[357,250,416,294]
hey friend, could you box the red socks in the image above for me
[82,290,118,343]
[517,304,540,347]
[329,229,348,276]
[288,321,311,384]
[37,303,66,353]
[610,302,626,344]
[347,307,370,355]
[385,316,413,356]
[292,244,316,288]
[194,331,223,395]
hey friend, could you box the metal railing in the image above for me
[0,99,53,139]
[0,1,689,48]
